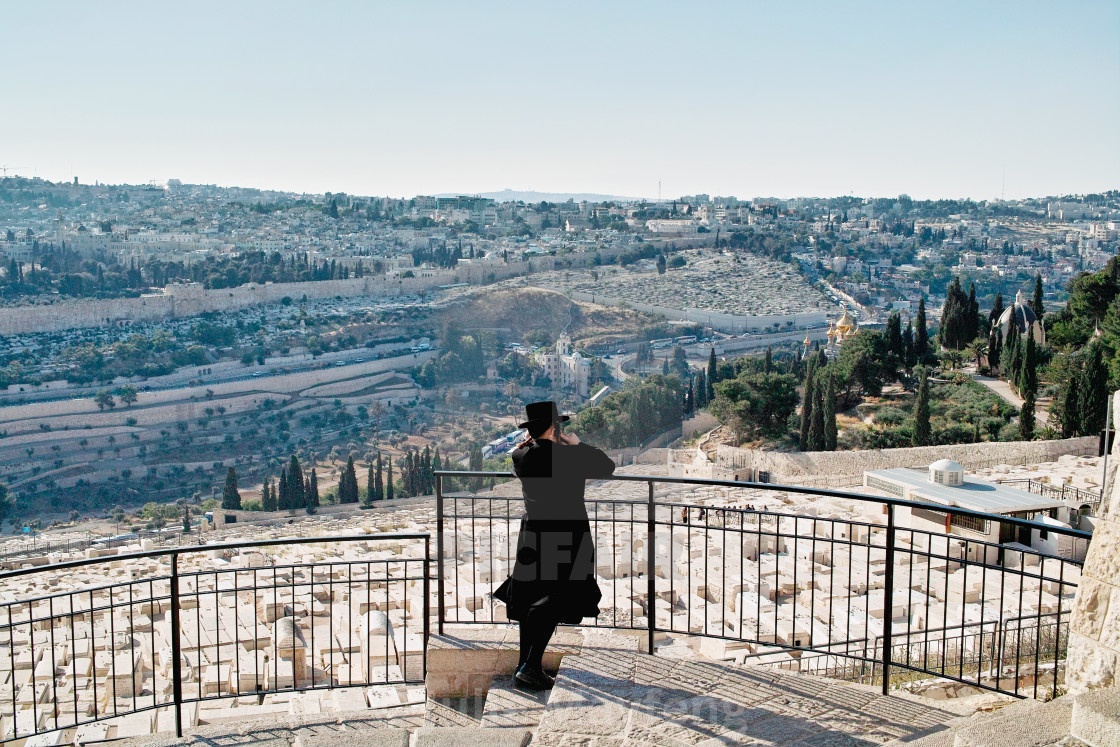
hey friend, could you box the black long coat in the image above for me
[493,438,615,623]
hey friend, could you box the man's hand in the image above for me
[559,432,580,446]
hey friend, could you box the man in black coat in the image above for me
[494,401,615,690]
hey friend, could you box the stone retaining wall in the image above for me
[1066,391,1120,694]
[711,437,1098,478]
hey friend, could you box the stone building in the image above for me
[997,288,1046,345]
[536,333,591,397]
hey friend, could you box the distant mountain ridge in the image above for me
[433,188,639,203]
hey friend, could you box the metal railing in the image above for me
[435,470,1092,701]
[994,478,1102,509]
[0,533,430,744]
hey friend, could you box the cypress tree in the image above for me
[707,348,718,391]
[1060,374,1080,438]
[824,371,838,451]
[885,312,903,363]
[966,282,979,343]
[764,346,773,374]
[364,462,374,507]
[695,370,707,407]
[1020,390,1036,441]
[915,297,929,361]
[799,356,818,451]
[342,455,358,503]
[422,445,433,494]
[374,452,384,501]
[308,469,319,508]
[913,367,931,446]
[808,378,825,451]
[432,447,442,494]
[222,467,241,510]
[1077,344,1108,436]
[261,479,273,511]
[289,455,305,508]
[1020,333,1037,395]
[385,455,394,501]
[902,322,915,370]
[1031,274,1044,319]
[265,478,277,511]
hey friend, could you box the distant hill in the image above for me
[433,188,639,203]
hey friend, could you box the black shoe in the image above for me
[514,664,555,690]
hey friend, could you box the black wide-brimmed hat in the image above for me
[518,400,570,430]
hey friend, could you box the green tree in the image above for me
[799,357,817,451]
[222,467,241,510]
[308,469,319,508]
[385,455,394,501]
[340,455,358,504]
[915,297,930,362]
[374,452,384,501]
[913,367,931,446]
[1020,390,1036,441]
[1031,273,1045,320]
[823,371,838,451]
[116,385,138,406]
[262,478,277,511]
[94,390,115,410]
[656,253,667,274]
[710,372,799,442]
[288,455,305,508]
[807,379,825,451]
[836,330,894,397]
[1077,343,1109,435]
[364,462,375,507]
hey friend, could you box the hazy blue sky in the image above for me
[3,1,1117,199]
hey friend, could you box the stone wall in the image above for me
[0,259,550,335]
[1065,391,1120,694]
[711,437,1098,478]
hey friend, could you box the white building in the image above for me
[537,333,591,397]
[864,461,1084,562]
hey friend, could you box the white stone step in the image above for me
[478,674,549,729]
[1071,686,1120,747]
[952,697,1073,747]
[413,726,531,747]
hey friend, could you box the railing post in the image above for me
[169,552,183,738]
[423,534,430,678]
[881,504,895,695]
[646,479,655,656]
[435,474,445,637]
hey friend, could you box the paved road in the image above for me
[973,374,1050,426]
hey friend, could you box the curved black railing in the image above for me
[435,470,1092,701]
[0,533,430,744]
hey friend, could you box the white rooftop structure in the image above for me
[929,458,964,486]
[865,467,1061,515]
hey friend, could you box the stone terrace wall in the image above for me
[710,437,1098,479]
[1066,391,1120,694]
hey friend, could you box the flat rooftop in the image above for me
[866,467,1062,514]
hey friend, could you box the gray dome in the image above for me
[998,289,1045,345]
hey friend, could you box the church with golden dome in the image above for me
[805,310,860,358]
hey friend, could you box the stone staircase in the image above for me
[111,625,1120,746]
[891,683,1120,747]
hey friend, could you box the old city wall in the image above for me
[690,437,1099,480]
[0,259,542,336]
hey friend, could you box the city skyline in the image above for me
[3,1,1118,200]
